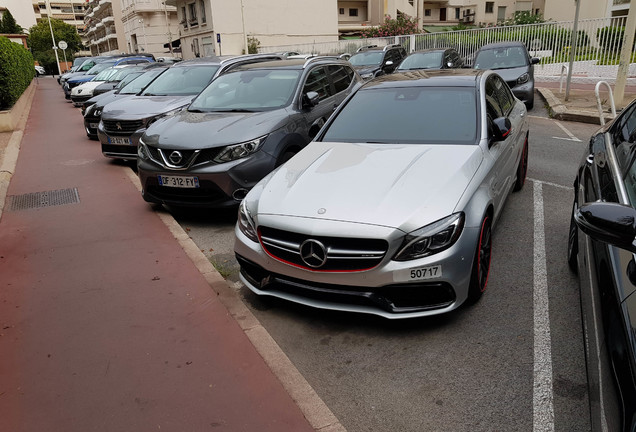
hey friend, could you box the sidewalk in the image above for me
[0,78,343,431]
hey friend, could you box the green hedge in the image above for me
[0,36,35,110]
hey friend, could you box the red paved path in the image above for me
[0,78,314,431]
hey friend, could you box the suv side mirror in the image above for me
[303,91,320,108]
[491,117,512,142]
[531,57,540,65]
[384,60,394,67]
[575,202,636,253]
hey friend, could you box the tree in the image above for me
[0,10,23,34]
[27,19,82,71]
[361,14,419,38]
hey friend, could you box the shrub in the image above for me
[0,37,34,110]
[596,26,635,53]
[247,35,260,54]
[362,14,419,38]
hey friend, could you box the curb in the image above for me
[124,170,347,432]
[536,87,609,125]
[0,80,37,222]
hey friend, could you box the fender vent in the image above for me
[7,188,80,211]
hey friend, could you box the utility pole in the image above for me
[614,3,636,107]
[565,0,581,101]
[46,0,62,75]
[240,0,248,54]
[162,1,173,55]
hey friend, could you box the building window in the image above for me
[180,6,187,27]
[188,2,197,25]
[485,2,494,13]
[424,9,431,16]
[535,8,540,15]
[408,0,414,5]
[349,8,358,17]
[199,0,206,24]
[339,8,344,14]
[455,8,460,19]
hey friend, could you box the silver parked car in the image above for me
[234,69,530,319]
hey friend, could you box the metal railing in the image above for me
[260,17,635,79]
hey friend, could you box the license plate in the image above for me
[107,136,131,145]
[89,123,98,128]
[394,265,442,282]
[157,175,199,188]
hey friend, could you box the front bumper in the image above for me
[234,218,481,319]
[137,150,277,208]
[84,115,100,139]
[97,122,145,160]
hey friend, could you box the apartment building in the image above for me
[83,0,126,55]
[33,1,87,34]
[120,0,180,57]
[166,0,338,59]
[544,0,627,22]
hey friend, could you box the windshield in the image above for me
[86,62,116,76]
[93,67,119,81]
[189,69,300,112]
[349,51,384,67]
[119,68,167,94]
[474,47,529,70]
[321,87,478,144]
[108,66,144,82]
[79,60,96,71]
[141,65,219,96]
[398,52,443,71]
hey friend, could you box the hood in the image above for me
[101,95,194,121]
[74,81,102,94]
[69,75,95,84]
[253,141,483,231]
[144,108,288,148]
[353,65,380,76]
[490,66,529,84]
[62,71,85,81]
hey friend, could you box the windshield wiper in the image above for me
[214,108,255,113]
[188,108,206,113]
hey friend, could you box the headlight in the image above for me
[360,72,373,79]
[84,104,94,117]
[213,136,267,163]
[93,106,102,117]
[393,213,465,261]
[138,137,149,160]
[517,73,529,85]
[238,200,258,242]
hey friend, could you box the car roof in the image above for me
[355,44,404,53]
[233,57,351,71]
[362,69,484,89]
[407,48,453,54]
[478,41,528,50]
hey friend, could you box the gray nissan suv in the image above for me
[137,57,361,208]
[98,54,283,160]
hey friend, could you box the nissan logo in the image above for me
[169,151,183,165]
[299,239,328,268]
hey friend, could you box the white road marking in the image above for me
[533,181,555,432]
[553,121,582,142]
[528,178,573,191]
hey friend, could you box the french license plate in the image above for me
[89,122,98,128]
[158,175,199,188]
[394,265,442,282]
[107,136,131,145]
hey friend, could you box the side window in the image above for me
[485,76,504,120]
[328,65,353,94]
[487,75,513,116]
[303,67,332,100]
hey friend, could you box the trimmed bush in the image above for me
[0,37,35,110]
[596,25,635,53]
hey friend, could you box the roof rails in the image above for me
[302,55,346,68]
[356,45,378,52]
[383,44,403,51]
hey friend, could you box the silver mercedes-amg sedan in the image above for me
[234,69,529,319]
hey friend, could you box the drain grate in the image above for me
[7,188,80,211]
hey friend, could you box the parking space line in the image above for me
[528,178,573,191]
[533,180,555,432]
[553,121,582,142]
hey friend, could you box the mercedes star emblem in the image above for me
[299,239,328,268]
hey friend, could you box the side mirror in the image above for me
[531,57,540,65]
[447,62,454,68]
[303,91,320,108]
[384,60,394,67]
[491,117,512,142]
[575,202,636,253]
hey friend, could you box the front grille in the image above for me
[146,146,223,168]
[102,119,144,135]
[258,226,388,272]
[237,255,456,313]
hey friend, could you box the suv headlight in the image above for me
[517,73,530,85]
[93,106,102,117]
[213,136,267,163]
[84,104,94,117]
[238,200,258,242]
[393,213,464,261]
[138,136,150,160]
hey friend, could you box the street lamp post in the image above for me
[162,1,173,55]
[240,0,248,54]
[139,18,148,53]
[46,0,62,75]
[565,0,581,102]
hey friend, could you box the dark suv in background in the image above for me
[137,57,361,208]
[348,44,407,80]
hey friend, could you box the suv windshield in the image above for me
[86,62,116,76]
[189,69,301,112]
[119,68,167,94]
[474,47,528,70]
[321,87,478,144]
[349,52,384,67]
[141,65,219,96]
[398,52,443,70]
[93,67,119,81]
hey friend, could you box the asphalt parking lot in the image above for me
[163,106,603,431]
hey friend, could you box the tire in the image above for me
[526,98,534,110]
[567,201,578,273]
[513,136,528,192]
[467,215,492,304]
